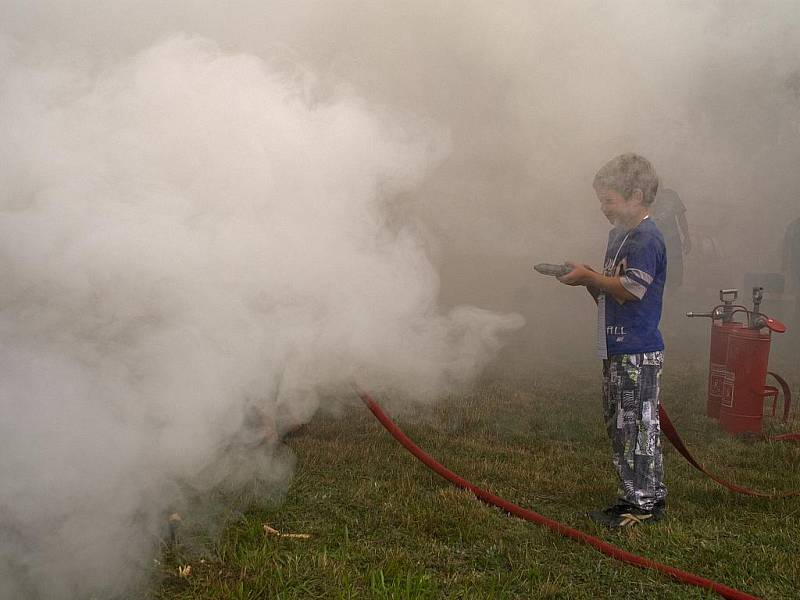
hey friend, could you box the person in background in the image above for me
[782,215,800,348]
[651,188,690,291]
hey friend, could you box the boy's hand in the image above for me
[557,261,596,287]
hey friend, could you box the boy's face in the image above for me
[595,187,643,227]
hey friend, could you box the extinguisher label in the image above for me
[710,363,735,407]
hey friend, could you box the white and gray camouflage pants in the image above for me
[602,351,667,510]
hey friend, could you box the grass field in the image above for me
[151,360,800,599]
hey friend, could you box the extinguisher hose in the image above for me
[658,406,800,497]
[359,391,761,600]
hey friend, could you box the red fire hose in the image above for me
[659,405,800,498]
[359,391,761,600]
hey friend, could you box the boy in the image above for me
[558,153,667,528]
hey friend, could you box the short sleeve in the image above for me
[619,233,660,300]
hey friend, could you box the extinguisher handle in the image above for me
[762,386,780,417]
[767,372,793,422]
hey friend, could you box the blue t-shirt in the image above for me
[598,217,666,357]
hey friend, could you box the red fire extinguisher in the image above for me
[687,289,745,419]
[687,287,789,435]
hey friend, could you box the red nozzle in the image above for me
[764,317,786,333]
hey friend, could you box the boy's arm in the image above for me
[580,264,601,304]
[558,263,637,303]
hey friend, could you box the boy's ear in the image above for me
[628,188,644,205]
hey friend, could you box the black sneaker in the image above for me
[587,501,665,528]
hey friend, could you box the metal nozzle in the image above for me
[718,289,739,322]
[686,311,714,318]
[752,286,763,314]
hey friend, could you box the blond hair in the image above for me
[593,153,659,206]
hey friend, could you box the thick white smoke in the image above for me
[4,1,800,596]
[0,35,522,598]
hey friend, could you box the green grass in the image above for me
[151,364,800,599]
